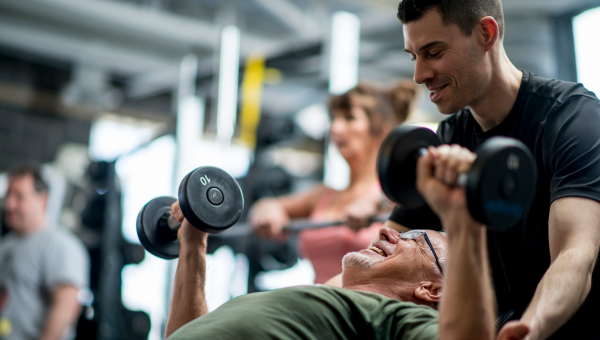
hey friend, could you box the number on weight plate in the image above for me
[200,175,211,186]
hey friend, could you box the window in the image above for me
[573,7,600,95]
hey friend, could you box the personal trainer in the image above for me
[387,0,600,339]
[162,148,514,340]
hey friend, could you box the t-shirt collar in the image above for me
[472,70,529,138]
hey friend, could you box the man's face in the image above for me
[3,174,47,234]
[342,227,447,284]
[403,9,488,114]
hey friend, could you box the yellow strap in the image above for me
[240,54,266,149]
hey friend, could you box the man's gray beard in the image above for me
[342,252,380,270]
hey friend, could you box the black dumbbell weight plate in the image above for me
[377,125,442,209]
[466,137,536,230]
[179,166,244,234]
[137,196,180,259]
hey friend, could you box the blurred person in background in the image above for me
[0,162,89,340]
[250,82,419,283]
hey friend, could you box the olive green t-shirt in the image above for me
[168,285,439,340]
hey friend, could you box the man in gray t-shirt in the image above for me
[0,163,89,340]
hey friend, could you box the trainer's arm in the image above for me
[510,197,600,339]
[164,204,209,339]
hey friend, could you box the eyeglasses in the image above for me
[400,230,444,276]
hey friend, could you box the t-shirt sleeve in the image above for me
[547,95,600,204]
[388,205,443,231]
[42,231,90,290]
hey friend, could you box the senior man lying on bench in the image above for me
[163,149,530,340]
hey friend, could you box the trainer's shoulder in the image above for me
[526,72,599,104]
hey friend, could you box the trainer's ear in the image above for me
[478,16,499,52]
[415,282,442,305]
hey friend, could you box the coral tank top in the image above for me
[297,184,383,284]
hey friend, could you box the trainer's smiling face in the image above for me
[403,9,488,114]
[342,227,447,286]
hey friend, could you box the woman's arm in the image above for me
[250,185,330,239]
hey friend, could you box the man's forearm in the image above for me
[520,249,593,339]
[40,286,81,340]
[40,307,76,340]
[439,219,495,340]
[164,246,209,339]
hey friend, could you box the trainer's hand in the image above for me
[249,198,290,242]
[171,201,207,249]
[497,321,530,340]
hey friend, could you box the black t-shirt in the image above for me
[389,71,600,339]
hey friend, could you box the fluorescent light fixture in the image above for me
[217,25,241,144]
[178,54,199,102]
[329,11,361,95]
[324,11,360,189]
[175,96,205,186]
[573,7,600,95]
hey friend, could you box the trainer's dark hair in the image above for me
[397,0,504,39]
[7,162,49,194]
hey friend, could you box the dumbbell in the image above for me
[377,125,536,230]
[136,166,244,259]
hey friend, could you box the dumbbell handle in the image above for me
[416,148,468,187]
[155,210,182,234]
[166,216,181,231]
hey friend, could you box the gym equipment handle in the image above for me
[167,215,181,231]
[155,211,182,234]
[212,213,390,239]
